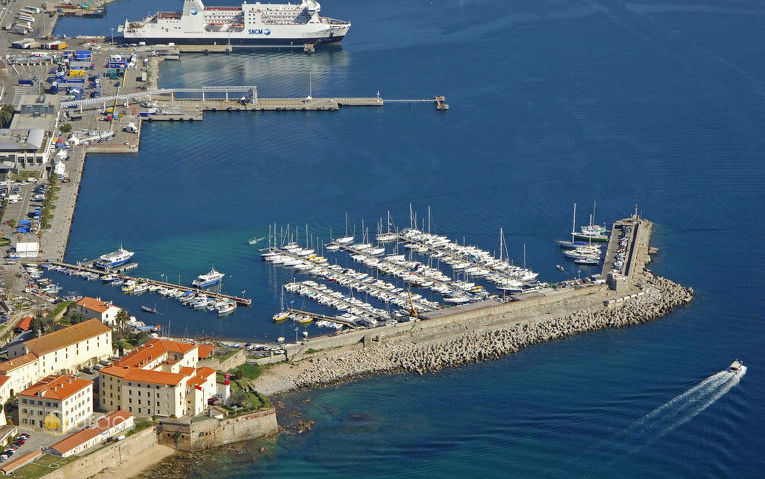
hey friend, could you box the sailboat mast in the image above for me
[499,227,503,261]
[571,203,577,243]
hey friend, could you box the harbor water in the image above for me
[54,0,764,477]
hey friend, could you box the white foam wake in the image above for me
[578,366,746,470]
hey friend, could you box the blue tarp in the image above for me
[18,220,31,225]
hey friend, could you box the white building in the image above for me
[99,339,216,418]
[8,318,113,376]
[18,375,93,432]
[75,298,122,327]
[0,353,39,396]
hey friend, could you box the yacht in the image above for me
[192,268,225,287]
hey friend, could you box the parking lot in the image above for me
[0,427,59,466]
[1,178,46,234]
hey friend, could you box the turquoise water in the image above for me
[53,0,764,476]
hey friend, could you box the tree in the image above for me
[30,316,45,333]
[116,308,129,331]
[0,105,14,128]
[65,311,88,324]
[60,123,72,134]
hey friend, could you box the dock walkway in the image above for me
[47,261,252,306]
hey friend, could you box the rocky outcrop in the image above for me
[259,275,693,396]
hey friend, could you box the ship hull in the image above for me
[120,34,345,47]
[96,257,133,269]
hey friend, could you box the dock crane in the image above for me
[408,288,419,319]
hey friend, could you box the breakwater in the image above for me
[254,274,693,396]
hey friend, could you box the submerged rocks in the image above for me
[276,276,693,393]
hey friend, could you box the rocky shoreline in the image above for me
[257,274,693,396]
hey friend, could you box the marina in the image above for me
[258,210,554,331]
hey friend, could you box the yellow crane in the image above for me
[408,288,418,319]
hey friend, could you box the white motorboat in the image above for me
[729,360,745,377]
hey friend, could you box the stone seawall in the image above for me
[254,274,692,396]
[157,408,278,452]
[198,349,247,372]
[42,427,158,479]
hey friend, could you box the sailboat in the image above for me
[574,202,609,242]
[376,211,397,242]
[272,286,290,322]
[558,203,590,249]
[336,212,354,244]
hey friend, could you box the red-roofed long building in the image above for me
[48,410,134,457]
[8,318,112,378]
[99,339,215,418]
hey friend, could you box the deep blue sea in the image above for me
[53,0,765,477]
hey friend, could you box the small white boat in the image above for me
[217,302,236,316]
[729,360,745,377]
[192,296,210,309]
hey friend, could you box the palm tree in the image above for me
[116,308,129,332]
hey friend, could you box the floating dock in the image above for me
[285,308,361,329]
[46,261,252,306]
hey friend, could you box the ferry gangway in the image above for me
[59,85,260,110]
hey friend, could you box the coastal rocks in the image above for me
[268,276,693,394]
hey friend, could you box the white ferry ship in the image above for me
[95,247,134,269]
[192,268,225,287]
[118,0,350,47]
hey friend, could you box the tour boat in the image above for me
[95,246,134,269]
[192,268,225,287]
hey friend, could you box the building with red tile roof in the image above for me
[99,339,213,418]
[197,344,214,359]
[48,410,134,457]
[0,353,39,397]
[18,375,93,432]
[75,297,121,326]
[15,316,33,332]
[8,318,112,379]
